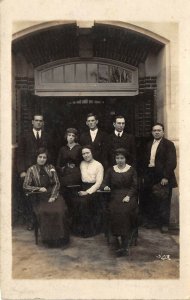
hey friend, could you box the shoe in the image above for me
[116,248,129,257]
[160,226,169,233]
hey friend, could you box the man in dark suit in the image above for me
[108,115,136,167]
[140,123,177,233]
[17,114,50,230]
[80,113,108,167]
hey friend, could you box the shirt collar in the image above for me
[115,130,123,137]
[90,128,98,134]
[33,128,41,136]
[153,138,162,143]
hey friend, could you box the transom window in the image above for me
[35,58,138,96]
[41,62,133,84]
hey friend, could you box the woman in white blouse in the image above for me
[72,145,104,238]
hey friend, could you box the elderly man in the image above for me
[140,123,177,233]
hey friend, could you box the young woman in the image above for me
[102,148,138,256]
[72,145,104,238]
[23,147,70,247]
[57,128,82,180]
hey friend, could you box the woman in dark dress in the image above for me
[72,145,104,238]
[23,147,70,247]
[56,128,82,190]
[102,148,138,256]
[56,128,82,224]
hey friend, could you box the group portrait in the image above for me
[8,17,181,293]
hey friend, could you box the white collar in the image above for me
[115,130,123,137]
[153,138,162,143]
[90,128,98,133]
[113,164,131,173]
[33,128,41,134]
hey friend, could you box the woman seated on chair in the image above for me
[23,147,70,248]
[102,148,138,256]
[72,145,104,238]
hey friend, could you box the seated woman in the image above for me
[23,147,70,248]
[102,148,138,256]
[72,145,104,238]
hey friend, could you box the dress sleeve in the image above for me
[100,167,112,189]
[127,168,138,198]
[86,163,104,194]
[23,167,40,193]
[49,165,60,199]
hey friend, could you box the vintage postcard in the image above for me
[1,0,190,299]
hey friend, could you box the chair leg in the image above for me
[34,224,39,245]
[129,227,138,246]
[33,213,39,245]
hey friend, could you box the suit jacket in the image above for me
[108,132,136,167]
[80,129,108,166]
[144,138,177,188]
[17,130,50,174]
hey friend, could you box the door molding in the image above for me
[35,58,138,96]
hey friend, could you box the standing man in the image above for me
[108,115,136,167]
[17,114,50,230]
[80,113,108,167]
[140,123,177,233]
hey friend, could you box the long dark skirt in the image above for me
[109,189,138,238]
[72,183,103,237]
[32,193,70,242]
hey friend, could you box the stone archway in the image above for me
[12,21,179,226]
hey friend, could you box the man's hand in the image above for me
[78,191,88,196]
[20,172,26,178]
[48,197,55,203]
[39,187,47,192]
[123,196,130,202]
[161,178,168,186]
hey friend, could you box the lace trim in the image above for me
[113,164,131,173]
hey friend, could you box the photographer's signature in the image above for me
[156,253,171,260]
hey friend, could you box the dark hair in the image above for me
[86,113,98,121]
[114,148,131,164]
[113,115,125,123]
[36,147,49,162]
[33,114,44,120]
[81,145,94,157]
[152,122,164,131]
[64,128,78,142]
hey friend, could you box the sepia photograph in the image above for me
[1,0,190,299]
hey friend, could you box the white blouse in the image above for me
[80,159,104,194]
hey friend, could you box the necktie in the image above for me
[36,131,40,148]
[118,133,120,137]
[36,131,40,144]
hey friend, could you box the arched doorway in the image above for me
[12,22,163,146]
[11,20,179,232]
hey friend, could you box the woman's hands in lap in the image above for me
[104,186,111,191]
[78,191,88,196]
[48,197,56,203]
[39,187,47,192]
[122,196,130,202]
